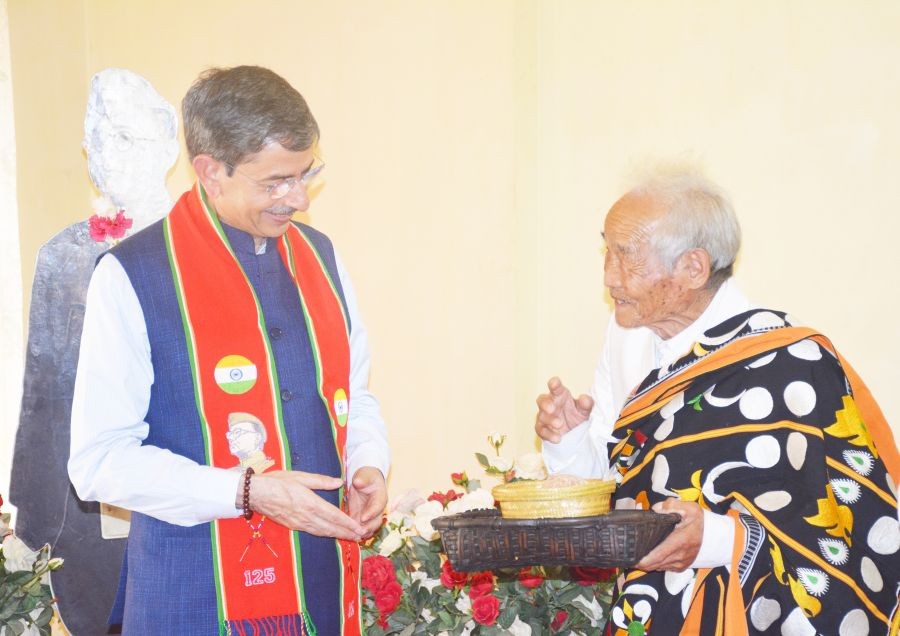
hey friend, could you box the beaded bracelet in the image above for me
[242,467,255,521]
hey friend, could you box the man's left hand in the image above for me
[347,467,387,539]
[635,499,703,572]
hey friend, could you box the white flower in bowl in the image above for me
[446,488,495,514]
[514,452,548,480]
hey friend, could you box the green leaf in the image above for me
[34,605,55,627]
[498,602,519,628]
[475,453,491,469]
[556,585,585,605]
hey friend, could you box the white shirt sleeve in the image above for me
[691,510,736,569]
[69,254,242,526]
[541,322,617,479]
[335,252,391,481]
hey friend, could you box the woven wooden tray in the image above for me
[432,508,678,572]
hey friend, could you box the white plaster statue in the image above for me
[83,67,179,232]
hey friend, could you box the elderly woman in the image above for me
[536,167,900,635]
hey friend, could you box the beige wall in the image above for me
[8,1,900,502]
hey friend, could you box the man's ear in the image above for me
[677,248,712,290]
[192,154,226,197]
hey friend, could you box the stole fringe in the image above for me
[225,611,314,636]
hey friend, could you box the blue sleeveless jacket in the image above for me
[108,220,347,635]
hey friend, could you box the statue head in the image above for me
[82,68,179,229]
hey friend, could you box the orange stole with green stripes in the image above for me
[164,184,361,635]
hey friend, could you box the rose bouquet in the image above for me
[0,494,63,636]
[360,436,616,635]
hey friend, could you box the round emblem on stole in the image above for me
[214,355,258,395]
[334,388,349,426]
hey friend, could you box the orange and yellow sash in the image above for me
[163,184,361,635]
[615,327,899,486]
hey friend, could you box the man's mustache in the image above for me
[264,206,296,215]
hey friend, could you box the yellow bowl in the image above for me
[492,478,616,519]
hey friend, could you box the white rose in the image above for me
[414,500,444,518]
[514,452,548,480]
[386,510,407,528]
[455,594,472,613]
[378,529,404,556]
[447,488,495,514]
[410,570,443,592]
[412,500,445,540]
[487,431,507,448]
[1,535,40,573]
[508,616,533,636]
[489,456,513,473]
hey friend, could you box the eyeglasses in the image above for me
[225,160,325,200]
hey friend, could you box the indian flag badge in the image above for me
[334,388,349,427]
[214,355,258,395]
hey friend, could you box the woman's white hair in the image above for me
[629,164,741,289]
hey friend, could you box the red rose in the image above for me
[571,566,617,586]
[374,580,403,615]
[451,471,468,486]
[467,571,494,598]
[471,594,500,626]
[518,567,543,588]
[551,609,568,631]
[440,559,468,589]
[428,489,462,508]
[362,555,396,591]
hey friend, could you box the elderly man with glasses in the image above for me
[69,65,390,636]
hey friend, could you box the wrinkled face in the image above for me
[603,194,694,336]
[211,143,317,240]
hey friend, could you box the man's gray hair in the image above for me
[629,165,741,289]
[182,65,319,169]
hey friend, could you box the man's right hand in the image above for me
[249,470,366,541]
[535,376,593,443]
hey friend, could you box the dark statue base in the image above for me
[10,221,125,635]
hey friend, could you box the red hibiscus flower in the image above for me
[440,559,468,589]
[471,594,500,626]
[361,554,397,591]
[551,609,568,631]
[467,571,495,598]
[571,566,617,586]
[428,489,462,508]
[88,211,133,242]
[518,567,543,588]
